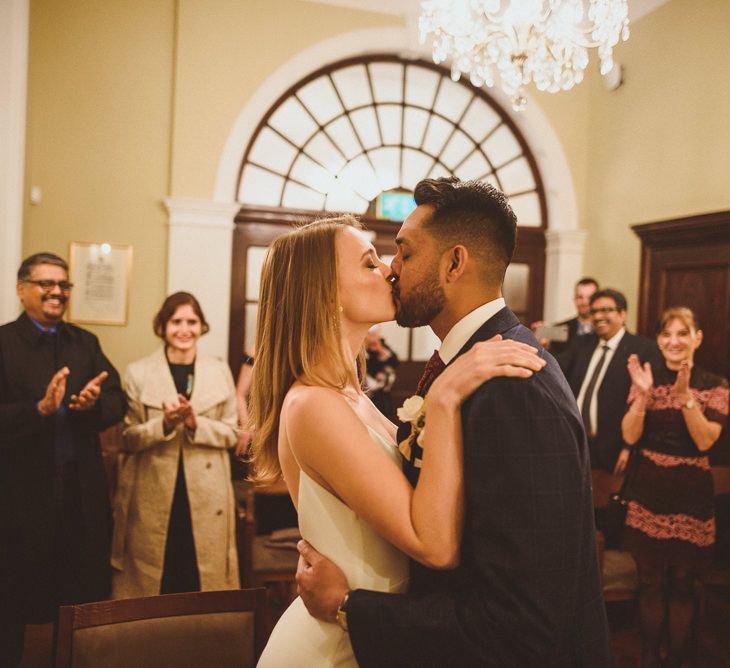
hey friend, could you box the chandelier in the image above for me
[419,0,630,111]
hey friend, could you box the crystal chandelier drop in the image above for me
[419,0,630,111]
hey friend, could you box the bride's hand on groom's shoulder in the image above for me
[429,335,546,407]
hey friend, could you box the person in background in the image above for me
[365,325,399,421]
[111,292,239,598]
[620,306,728,668]
[235,348,255,457]
[0,252,126,665]
[532,276,598,355]
[558,288,662,474]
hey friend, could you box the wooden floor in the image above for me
[20,588,730,667]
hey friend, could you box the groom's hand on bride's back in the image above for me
[296,540,350,623]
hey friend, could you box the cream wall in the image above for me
[171,0,400,198]
[538,0,730,326]
[22,0,398,373]
[22,0,730,369]
[24,0,176,372]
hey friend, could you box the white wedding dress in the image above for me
[257,425,409,667]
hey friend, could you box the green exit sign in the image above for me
[377,191,416,222]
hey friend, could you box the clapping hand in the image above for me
[162,394,197,433]
[69,371,108,411]
[627,354,653,396]
[38,367,70,417]
[673,360,692,402]
[178,395,197,431]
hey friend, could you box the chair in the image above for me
[695,466,730,648]
[592,470,639,604]
[55,588,267,668]
[235,479,300,640]
[237,479,300,592]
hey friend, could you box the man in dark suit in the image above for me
[296,177,611,667]
[0,252,126,665]
[556,288,662,474]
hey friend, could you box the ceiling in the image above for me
[303,0,671,23]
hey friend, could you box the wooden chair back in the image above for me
[55,588,266,668]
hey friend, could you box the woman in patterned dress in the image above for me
[616,306,728,668]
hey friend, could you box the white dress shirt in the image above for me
[438,297,506,364]
[576,328,626,436]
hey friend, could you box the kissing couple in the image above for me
[250,177,612,667]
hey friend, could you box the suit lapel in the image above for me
[601,331,632,385]
[399,307,521,487]
[190,355,231,414]
[452,306,520,360]
[571,335,599,390]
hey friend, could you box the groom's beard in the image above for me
[394,269,446,328]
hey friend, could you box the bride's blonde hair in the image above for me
[247,215,365,484]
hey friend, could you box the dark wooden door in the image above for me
[633,212,730,463]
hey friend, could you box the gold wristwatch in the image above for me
[335,591,351,632]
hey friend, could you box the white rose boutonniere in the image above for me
[397,395,425,424]
[397,395,427,467]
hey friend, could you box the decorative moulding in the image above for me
[164,198,239,230]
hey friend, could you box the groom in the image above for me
[296,177,612,666]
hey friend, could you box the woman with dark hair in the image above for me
[111,292,239,598]
[619,306,728,668]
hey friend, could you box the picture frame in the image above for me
[67,242,132,325]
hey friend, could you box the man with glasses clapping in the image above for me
[0,252,126,665]
[557,288,662,475]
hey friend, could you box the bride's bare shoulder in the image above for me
[283,384,349,419]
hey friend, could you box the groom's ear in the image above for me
[444,245,468,282]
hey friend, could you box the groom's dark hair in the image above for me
[413,176,517,285]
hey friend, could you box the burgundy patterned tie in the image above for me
[416,350,446,397]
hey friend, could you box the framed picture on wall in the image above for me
[67,242,133,325]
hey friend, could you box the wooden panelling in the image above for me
[633,211,730,464]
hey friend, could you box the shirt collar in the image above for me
[438,298,506,364]
[600,327,626,351]
[28,315,58,334]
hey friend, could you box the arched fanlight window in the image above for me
[236,54,545,228]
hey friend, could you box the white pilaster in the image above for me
[164,198,240,360]
[544,228,588,323]
[0,0,29,324]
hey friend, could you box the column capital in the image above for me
[164,198,239,230]
[545,228,588,256]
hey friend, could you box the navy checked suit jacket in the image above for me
[347,307,612,668]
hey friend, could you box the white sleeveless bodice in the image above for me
[257,425,409,667]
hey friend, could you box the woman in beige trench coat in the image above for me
[111,292,239,598]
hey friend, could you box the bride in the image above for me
[248,215,542,666]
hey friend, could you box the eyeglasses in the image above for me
[24,279,74,292]
[589,306,618,316]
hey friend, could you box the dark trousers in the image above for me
[0,463,84,667]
